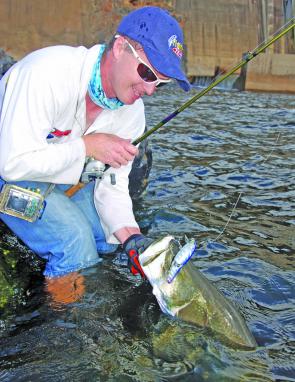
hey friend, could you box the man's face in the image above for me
[110,38,170,105]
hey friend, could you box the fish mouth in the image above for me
[140,249,164,267]
[139,236,175,267]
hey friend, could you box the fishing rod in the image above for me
[65,17,294,197]
[133,16,295,145]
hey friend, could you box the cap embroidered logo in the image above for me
[168,35,183,58]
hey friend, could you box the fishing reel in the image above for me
[80,157,105,183]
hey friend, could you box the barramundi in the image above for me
[139,236,257,349]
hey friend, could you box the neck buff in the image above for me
[88,45,124,110]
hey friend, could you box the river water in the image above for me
[0,85,294,381]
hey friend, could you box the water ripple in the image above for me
[1,86,294,381]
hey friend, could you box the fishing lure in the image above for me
[167,237,197,283]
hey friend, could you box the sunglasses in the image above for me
[115,35,171,87]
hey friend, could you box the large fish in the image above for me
[139,236,257,349]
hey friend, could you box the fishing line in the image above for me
[261,132,281,165]
[203,131,282,248]
[213,192,243,242]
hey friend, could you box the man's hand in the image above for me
[123,234,153,277]
[82,133,138,168]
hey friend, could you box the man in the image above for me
[0,6,190,298]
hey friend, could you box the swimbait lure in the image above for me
[167,237,196,283]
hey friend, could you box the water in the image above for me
[0,85,294,381]
[193,73,240,91]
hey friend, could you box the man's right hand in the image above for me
[82,133,138,168]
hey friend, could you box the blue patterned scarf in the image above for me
[88,45,124,110]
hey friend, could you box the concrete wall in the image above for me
[246,53,295,92]
[175,0,295,93]
[175,0,260,76]
[0,0,294,92]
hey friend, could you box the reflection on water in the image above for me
[0,85,294,381]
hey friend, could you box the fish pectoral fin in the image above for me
[177,300,209,327]
[173,300,194,317]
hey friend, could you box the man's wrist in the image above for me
[114,227,141,244]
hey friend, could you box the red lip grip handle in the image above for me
[128,249,145,278]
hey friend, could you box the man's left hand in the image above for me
[123,234,153,277]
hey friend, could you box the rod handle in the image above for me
[64,182,85,198]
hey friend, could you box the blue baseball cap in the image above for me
[117,6,191,92]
